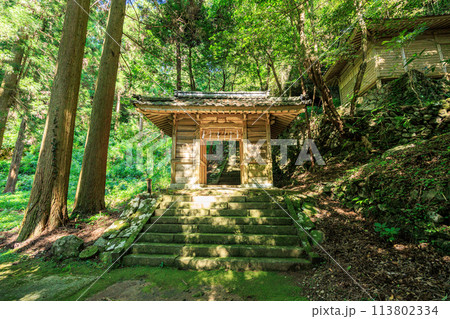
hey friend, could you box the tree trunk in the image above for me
[265,63,271,91]
[17,0,91,241]
[3,116,27,194]
[207,71,211,91]
[116,91,121,113]
[187,46,196,91]
[74,0,125,217]
[221,68,226,91]
[114,90,121,130]
[349,1,368,117]
[0,35,26,149]
[266,50,282,95]
[231,65,238,91]
[294,4,344,134]
[176,41,182,91]
[253,56,264,91]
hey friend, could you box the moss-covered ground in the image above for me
[0,250,306,301]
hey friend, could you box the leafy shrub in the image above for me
[336,133,450,242]
[374,222,400,242]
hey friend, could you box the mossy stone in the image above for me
[79,246,99,259]
[310,230,325,245]
[102,220,130,238]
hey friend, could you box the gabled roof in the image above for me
[133,91,310,137]
[324,14,450,82]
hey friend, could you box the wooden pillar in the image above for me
[265,113,273,186]
[170,114,177,184]
[241,114,249,185]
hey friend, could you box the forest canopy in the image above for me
[0,0,449,240]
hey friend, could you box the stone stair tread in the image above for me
[131,242,305,258]
[154,208,288,217]
[137,232,299,246]
[132,242,303,250]
[149,216,293,225]
[123,254,311,271]
[122,189,307,271]
[139,232,298,238]
[159,202,286,209]
[145,223,297,235]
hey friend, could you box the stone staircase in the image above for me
[123,189,312,271]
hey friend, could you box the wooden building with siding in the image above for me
[325,15,450,105]
[133,91,308,189]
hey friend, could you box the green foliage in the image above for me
[336,133,450,242]
[374,222,400,242]
[1,0,450,233]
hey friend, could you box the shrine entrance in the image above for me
[199,127,243,186]
[133,91,308,189]
[204,140,242,186]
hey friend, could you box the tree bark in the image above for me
[176,41,182,91]
[221,68,226,91]
[187,46,196,90]
[17,0,91,241]
[74,0,125,217]
[0,35,26,149]
[252,55,264,91]
[3,116,27,194]
[116,91,121,113]
[266,50,282,95]
[349,1,368,117]
[294,4,344,134]
[114,90,121,129]
[231,65,238,91]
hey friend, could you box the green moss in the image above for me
[0,209,24,231]
[68,267,307,301]
[0,254,307,300]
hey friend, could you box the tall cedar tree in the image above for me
[17,0,91,241]
[74,0,126,216]
[3,116,27,193]
[0,34,26,149]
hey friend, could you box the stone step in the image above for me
[160,195,247,203]
[123,254,311,271]
[228,202,285,209]
[169,189,284,195]
[137,232,300,246]
[154,208,288,217]
[131,243,305,258]
[159,202,229,209]
[145,224,297,235]
[159,201,284,210]
[122,189,305,271]
[149,216,293,226]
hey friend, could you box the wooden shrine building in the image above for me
[133,91,308,188]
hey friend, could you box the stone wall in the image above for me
[284,195,324,263]
[93,193,161,263]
